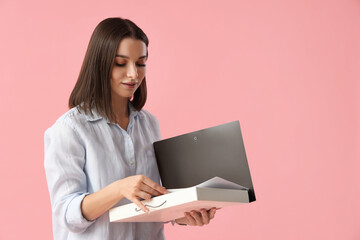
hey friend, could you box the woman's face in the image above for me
[110,37,147,101]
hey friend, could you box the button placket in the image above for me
[123,132,136,169]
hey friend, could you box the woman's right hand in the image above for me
[116,175,168,213]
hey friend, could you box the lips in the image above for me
[122,83,136,86]
[122,82,137,88]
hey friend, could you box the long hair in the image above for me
[69,17,148,122]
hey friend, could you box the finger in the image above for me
[200,209,210,224]
[190,211,204,226]
[135,189,153,200]
[143,178,168,195]
[174,216,187,225]
[141,175,168,194]
[131,197,149,213]
[139,182,163,197]
[184,212,196,226]
[209,208,216,219]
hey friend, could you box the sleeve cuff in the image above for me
[66,193,95,230]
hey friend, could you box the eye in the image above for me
[136,63,146,67]
[115,63,126,67]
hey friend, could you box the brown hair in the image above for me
[69,17,149,122]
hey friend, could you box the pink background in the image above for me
[0,0,359,239]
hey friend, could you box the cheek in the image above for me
[139,70,146,83]
[139,67,146,76]
[111,68,125,81]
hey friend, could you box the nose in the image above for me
[127,63,138,80]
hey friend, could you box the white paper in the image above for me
[195,176,248,190]
[167,176,248,193]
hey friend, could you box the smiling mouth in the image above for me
[122,82,137,88]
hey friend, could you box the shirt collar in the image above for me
[84,101,141,122]
[128,101,141,120]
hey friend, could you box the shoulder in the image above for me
[138,109,160,127]
[45,107,89,135]
[138,108,161,140]
[139,109,158,121]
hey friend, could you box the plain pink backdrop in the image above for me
[0,0,359,239]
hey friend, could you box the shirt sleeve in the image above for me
[44,118,95,233]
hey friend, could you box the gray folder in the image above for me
[153,120,256,202]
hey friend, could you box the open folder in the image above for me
[109,121,256,222]
[109,177,249,222]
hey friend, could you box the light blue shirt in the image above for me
[44,102,165,240]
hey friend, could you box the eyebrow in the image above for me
[115,54,147,59]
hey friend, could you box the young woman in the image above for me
[44,17,216,240]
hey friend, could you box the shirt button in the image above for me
[126,135,130,139]
[130,161,134,165]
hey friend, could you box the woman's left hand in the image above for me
[174,208,217,226]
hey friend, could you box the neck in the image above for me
[111,95,129,121]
